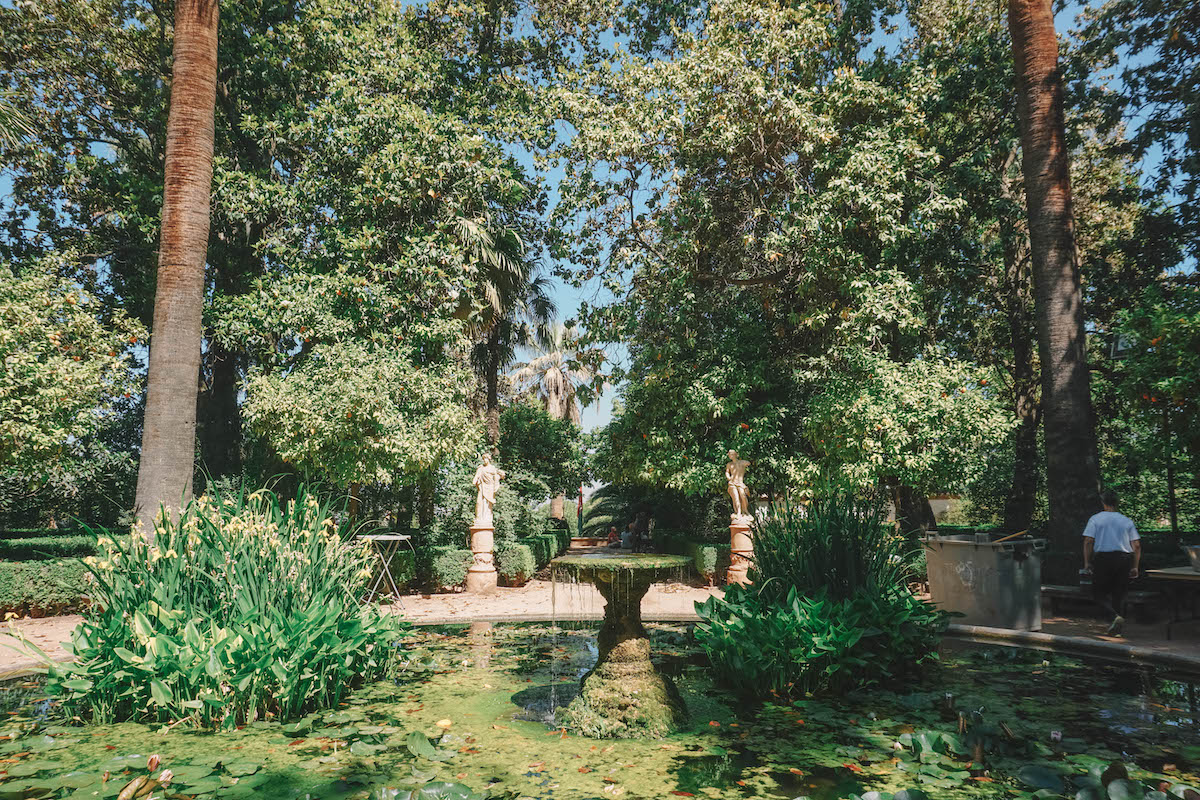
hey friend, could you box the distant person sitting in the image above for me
[621,523,635,550]
[606,526,621,548]
[1082,490,1142,635]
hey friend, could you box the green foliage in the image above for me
[0,533,97,560]
[243,338,480,488]
[804,354,1013,492]
[30,487,405,726]
[750,495,917,604]
[695,585,947,697]
[0,265,143,479]
[498,402,588,494]
[495,542,536,585]
[695,493,946,697]
[582,484,726,542]
[0,558,89,615]
[425,547,472,590]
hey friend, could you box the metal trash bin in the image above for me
[925,533,1046,630]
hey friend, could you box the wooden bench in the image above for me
[1041,584,1161,621]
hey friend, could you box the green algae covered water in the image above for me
[2,623,1198,800]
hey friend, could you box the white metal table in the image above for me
[359,533,412,604]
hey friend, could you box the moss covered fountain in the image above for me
[550,552,693,738]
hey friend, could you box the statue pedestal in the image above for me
[466,525,497,594]
[726,520,753,586]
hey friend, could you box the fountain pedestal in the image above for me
[551,553,691,738]
[465,525,497,594]
[727,520,753,586]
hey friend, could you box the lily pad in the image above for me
[5,761,58,777]
[405,732,454,762]
[1108,779,1146,800]
[1019,765,1065,792]
[184,777,225,795]
[224,762,261,777]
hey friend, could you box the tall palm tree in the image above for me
[512,324,596,426]
[133,0,220,536]
[454,214,555,446]
[1008,0,1100,576]
[0,91,35,148]
[512,324,596,517]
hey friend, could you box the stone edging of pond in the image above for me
[945,622,1200,673]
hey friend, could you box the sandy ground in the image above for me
[385,577,724,624]
[5,573,1200,678]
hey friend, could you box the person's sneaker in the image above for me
[1106,616,1125,635]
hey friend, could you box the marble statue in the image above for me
[725,449,751,522]
[472,453,506,528]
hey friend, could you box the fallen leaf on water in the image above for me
[436,719,452,728]
[455,773,467,780]
[578,768,592,774]
[528,762,545,769]
[288,739,306,747]
[603,777,618,783]
[972,777,995,783]
[670,792,695,797]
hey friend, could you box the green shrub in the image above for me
[0,534,98,560]
[696,584,946,697]
[427,546,471,589]
[0,558,90,615]
[23,487,405,727]
[519,535,553,567]
[695,492,946,698]
[496,543,536,586]
[688,541,728,584]
[0,527,85,539]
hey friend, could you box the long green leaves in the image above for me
[31,487,406,727]
[751,493,916,604]
[695,492,946,698]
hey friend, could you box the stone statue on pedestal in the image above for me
[725,449,751,523]
[473,453,505,528]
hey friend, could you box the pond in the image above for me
[1,622,1198,800]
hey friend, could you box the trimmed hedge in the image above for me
[426,546,472,590]
[497,543,537,586]
[0,527,86,540]
[0,534,98,561]
[0,558,91,616]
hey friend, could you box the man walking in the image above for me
[1082,490,1141,635]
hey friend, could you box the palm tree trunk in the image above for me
[486,327,501,447]
[1008,0,1100,579]
[134,0,220,538]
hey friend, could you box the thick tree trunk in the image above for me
[134,0,220,538]
[1008,0,1100,578]
[892,484,936,540]
[1000,198,1041,535]
[197,337,241,484]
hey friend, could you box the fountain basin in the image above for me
[551,553,692,738]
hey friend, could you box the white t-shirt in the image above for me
[1082,510,1140,553]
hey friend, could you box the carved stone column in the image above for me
[727,521,753,586]
[465,524,497,593]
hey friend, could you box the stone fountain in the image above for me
[550,552,693,739]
